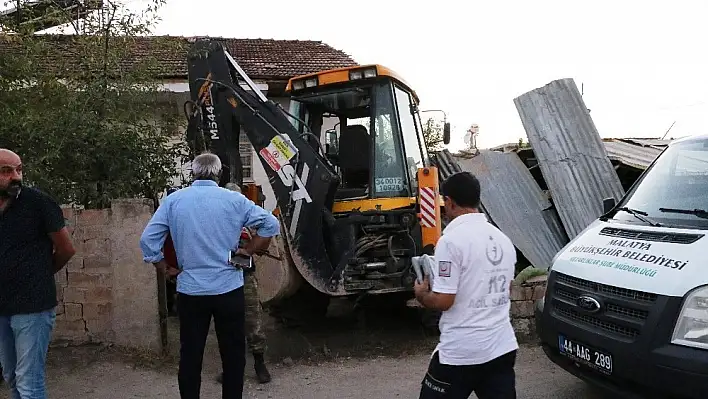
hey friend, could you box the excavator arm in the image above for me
[184,39,342,291]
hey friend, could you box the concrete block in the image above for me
[512,318,531,336]
[53,329,89,344]
[76,209,111,227]
[511,301,534,318]
[67,271,112,288]
[54,319,87,335]
[63,287,87,303]
[526,275,548,285]
[76,225,110,241]
[86,287,112,303]
[110,199,154,220]
[83,254,111,271]
[78,238,111,257]
[86,316,113,336]
[67,257,84,272]
[533,285,547,300]
[83,302,112,320]
[510,284,525,301]
[56,284,64,302]
[55,269,68,286]
[64,303,83,321]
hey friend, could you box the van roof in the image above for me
[671,133,708,146]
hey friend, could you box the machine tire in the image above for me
[267,284,330,328]
[420,308,441,334]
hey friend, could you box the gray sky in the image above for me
[146,0,708,151]
[9,0,708,151]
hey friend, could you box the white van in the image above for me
[536,134,708,398]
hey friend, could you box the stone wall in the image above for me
[510,275,548,342]
[53,199,161,352]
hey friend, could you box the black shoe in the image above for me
[253,353,271,384]
[215,372,223,384]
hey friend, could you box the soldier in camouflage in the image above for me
[216,183,271,384]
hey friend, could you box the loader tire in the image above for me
[267,284,330,328]
[420,308,441,334]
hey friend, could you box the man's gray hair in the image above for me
[192,153,222,181]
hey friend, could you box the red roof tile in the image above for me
[0,34,359,80]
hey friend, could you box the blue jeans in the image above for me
[0,309,56,399]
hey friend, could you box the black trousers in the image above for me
[419,349,517,399]
[178,287,245,399]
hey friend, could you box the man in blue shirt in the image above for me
[140,152,280,399]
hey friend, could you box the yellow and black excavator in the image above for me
[184,39,451,322]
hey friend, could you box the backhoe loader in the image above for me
[184,39,451,320]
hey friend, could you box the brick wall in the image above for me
[53,199,161,352]
[510,275,548,341]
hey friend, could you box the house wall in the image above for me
[53,199,161,352]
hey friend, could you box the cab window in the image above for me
[394,85,424,192]
[372,83,408,198]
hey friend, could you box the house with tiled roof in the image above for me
[0,34,358,205]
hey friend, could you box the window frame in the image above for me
[392,84,426,193]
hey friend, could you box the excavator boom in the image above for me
[185,39,341,290]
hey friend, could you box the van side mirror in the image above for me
[443,122,451,145]
[602,197,616,214]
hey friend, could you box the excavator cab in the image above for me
[286,65,432,205]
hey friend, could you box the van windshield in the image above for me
[615,137,708,229]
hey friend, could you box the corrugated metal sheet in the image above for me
[621,138,671,149]
[431,149,462,180]
[604,140,664,170]
[514,78,626,240]
[455,150,568,269]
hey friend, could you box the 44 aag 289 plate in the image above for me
[558,334,613,375]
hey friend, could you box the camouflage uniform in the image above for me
[243,266,266,355]
[221,182,271,384]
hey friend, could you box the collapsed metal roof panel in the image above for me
[514,78,626,239]
[620,138,671,149]
[454,150,568,269]
[431,149,462,181]
[604,140,664,170]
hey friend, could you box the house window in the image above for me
[240,132,253,181]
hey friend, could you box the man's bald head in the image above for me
[0,148,23,199]
[0,149,20,164]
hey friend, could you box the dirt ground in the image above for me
[0,344,605,399]
[0,299,612,399]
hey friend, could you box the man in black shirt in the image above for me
[0,149,76,399]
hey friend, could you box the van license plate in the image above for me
[558,335,613,374]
